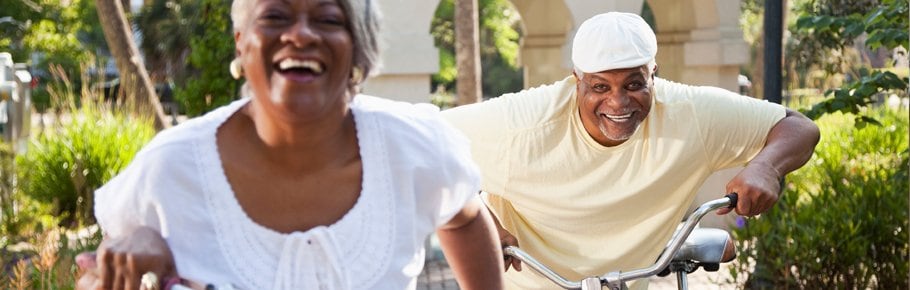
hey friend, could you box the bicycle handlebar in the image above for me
[503,193,739,290]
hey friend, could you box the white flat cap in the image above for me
[571,12,657,73]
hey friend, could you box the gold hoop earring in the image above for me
[351,67,363,85]
[230,59,243,79]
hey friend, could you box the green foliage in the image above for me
[135,0,200,82]
[795,0,908,52]
[16,98,154,227]
[0,142,65,247]
[793,0,909,127]
[729,107,909,289]
[0,0,104,114]
[431,0,523,98]
[0,141,23,241]
[174,0,239,117]
[789,0,881,73]
[802,68,908,127]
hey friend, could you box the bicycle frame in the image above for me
[503,194,738,290]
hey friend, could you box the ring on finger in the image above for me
[141,272,159,290]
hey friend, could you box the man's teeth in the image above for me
[278,59,324,73]
[603,113,633,119]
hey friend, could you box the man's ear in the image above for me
[652,64,659,79]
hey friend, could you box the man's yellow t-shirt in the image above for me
[441,76,785,289]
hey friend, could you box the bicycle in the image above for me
[503,193,739,290]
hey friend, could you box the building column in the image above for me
[363,0,440,103]
[652,0,747,92]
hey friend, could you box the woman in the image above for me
[76,0,504,289]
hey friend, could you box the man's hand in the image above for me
[498,227,522,272]
[717,109,820,217]
[717,162,781,216]
[488,208,521,272]
[76,226,177,290]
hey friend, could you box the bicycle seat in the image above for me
[672,228,735,263]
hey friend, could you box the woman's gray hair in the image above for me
[230,0,383,81]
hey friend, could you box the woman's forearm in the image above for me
[437,199,504,290]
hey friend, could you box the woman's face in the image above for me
[235,0,354,121]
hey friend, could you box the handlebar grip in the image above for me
[724,192,738,209]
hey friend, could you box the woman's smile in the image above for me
[275,57,326,83]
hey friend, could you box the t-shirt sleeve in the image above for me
[94,152,164,238]
[440,99,511,196]
[430,115,483,228]
[691,86,786,169]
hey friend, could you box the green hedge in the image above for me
[730,107,909,289]
[16,104,154,228]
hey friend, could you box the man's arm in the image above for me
[717,109,820,216]
[437,198,505,289]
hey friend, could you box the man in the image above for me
[441,12,819,289]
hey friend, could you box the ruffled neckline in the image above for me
[195,97,396,289]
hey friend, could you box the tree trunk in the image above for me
[96,0,170,130]
[454,0,482,106]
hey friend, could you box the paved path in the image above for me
[648,262,737,289]
[417,258,739,290]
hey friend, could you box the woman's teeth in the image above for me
[278,59,324,74]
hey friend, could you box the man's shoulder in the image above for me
[653,77,696,104]
[353,94,459,143]
[353,94,444,123]
[443,76,576,129]
[501,76,576,105]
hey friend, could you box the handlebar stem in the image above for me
[608,197,734,283]
[502,247,582,289]
[503,196,735,289]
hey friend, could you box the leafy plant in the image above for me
[135,0,200,83]
[1,140,69,249]
[174,0,240,117]
[16,84,154,227]
[794,0,909,127]
[0,142,20,240]
[729,107,909,289]
[1,225,101,290]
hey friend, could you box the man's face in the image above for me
[575,65,653,147]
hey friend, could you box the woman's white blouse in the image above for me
[95,95,481,290]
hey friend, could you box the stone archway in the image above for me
[648,0,748,92]
[367,0,747,102]
[510,0,646,88]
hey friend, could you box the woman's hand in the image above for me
[76,226,177,290]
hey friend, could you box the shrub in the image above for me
[174,0,240,117]
[16,100,154,227]
[0,141,55,245]
[0,142,18,239]
[729,107,909,289]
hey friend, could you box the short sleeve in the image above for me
[441,77,576,197]
[94,151,164,238]
[690,85,786,169]
[425,111,483,228]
